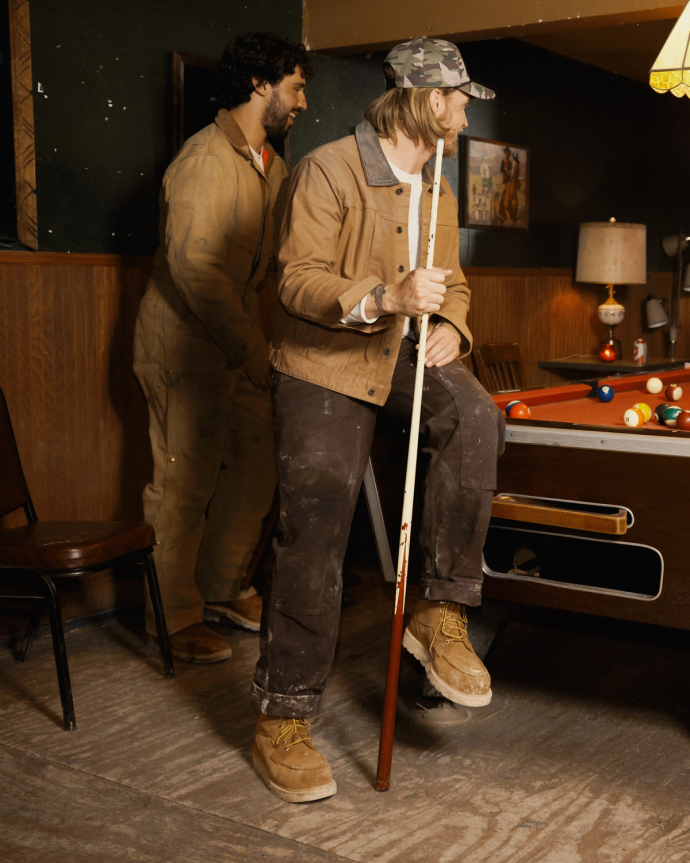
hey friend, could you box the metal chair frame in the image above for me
[0,388,174,731]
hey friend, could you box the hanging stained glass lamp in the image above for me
[650,2,690,97]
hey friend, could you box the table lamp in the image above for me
[575,219,647,361]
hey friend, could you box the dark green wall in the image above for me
[291,39,690,273]
[30,0,301,254]
[28,9,690,270]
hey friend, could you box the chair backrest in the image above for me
[0,388,35,521]
[473,342,525,394]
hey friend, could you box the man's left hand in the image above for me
[417,322,461,368]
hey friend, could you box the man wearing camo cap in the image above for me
[251,37,504,803]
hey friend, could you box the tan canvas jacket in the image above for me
[271,119,472,406]
[142,110,287,368]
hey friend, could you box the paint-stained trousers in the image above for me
[252,338,505,717]
[134,294,276,637]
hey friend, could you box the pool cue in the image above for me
[376,138,445,792]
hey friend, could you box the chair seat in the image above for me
[0,521,156,571]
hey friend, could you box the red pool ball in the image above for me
[665,384,683,402]
[675,411,690,431]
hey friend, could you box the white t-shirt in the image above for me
[248,144,264,172]
[341,156,423,337]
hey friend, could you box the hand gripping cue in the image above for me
[376,138,445,792]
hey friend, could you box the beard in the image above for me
[437,104,461,157]
[261,90,293,139]
[442,133,459,158]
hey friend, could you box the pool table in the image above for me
[483,367,690,630]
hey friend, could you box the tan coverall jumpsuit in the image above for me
[133,110,286,636]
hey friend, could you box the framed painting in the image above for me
[464,137,529,231]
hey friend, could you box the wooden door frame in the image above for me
[8,0,37,249]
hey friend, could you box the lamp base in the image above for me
[599,336,622,362]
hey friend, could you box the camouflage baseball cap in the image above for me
[384,37,495,100]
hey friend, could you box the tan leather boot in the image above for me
[205,592,262,631]
[252,715,337,803]
[403,600,492,707]
[165,623,232,663]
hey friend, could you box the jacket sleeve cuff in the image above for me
[337,276,384,318]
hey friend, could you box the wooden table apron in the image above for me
[485,369,690,630]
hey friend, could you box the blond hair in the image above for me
[363,86,455,150]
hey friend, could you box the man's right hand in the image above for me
[243,343,271,391]
[363,267,453,319]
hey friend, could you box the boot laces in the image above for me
[430,602,468,649]
[274,718,312,751]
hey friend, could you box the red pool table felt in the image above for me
[493,369,690,432]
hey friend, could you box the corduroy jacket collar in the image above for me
[354,119,442,192]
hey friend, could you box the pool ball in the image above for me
[665,384,683,402]
[505,400,522,413]
[646,377,663,394]
[676,411,690,431]
[597,385,614,402]
[508,403,531,419]
[655,403,671,424]
[663,406,683,427]
[633,402,652,422]
[623,407,646,428]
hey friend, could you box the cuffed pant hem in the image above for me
[251,681,322,718]
[421,578,483,606]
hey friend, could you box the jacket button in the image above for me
[398,265,405,272]
[396,188,403,195]
[368,389,376,396]
[396,226,403,234]
[384,348,391,356]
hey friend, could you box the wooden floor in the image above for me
[2,558,690,862]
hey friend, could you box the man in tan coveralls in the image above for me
[134,33,311,663]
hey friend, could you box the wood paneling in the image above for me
[464,268,679,388]
[0,255,685,631]
[0,253,153,631]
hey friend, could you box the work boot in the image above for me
[164,623,232,663]
[403,600,492,707]
[204,590,262,631]
[252,715,337,803]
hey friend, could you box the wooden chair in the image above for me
[473,342,525,394]
[0,388,174,731]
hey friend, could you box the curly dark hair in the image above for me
[218,32,314,110]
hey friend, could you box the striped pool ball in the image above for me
[633,402,652,422]
[597,385,614,402]
[508,403,531,419]
[505,400,522,415]
[646,377,663,394]
[655,403,671,424]
[663,406,683,427]
[676,411,690,432]
[665,384,683,402]
[623,407,646,428]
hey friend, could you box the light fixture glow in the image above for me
[650,2,690,98]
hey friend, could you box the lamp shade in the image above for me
[650,2,690,98]
[662,233,690,257]
[646,295,669,328]
[576,220,647,285]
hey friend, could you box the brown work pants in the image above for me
[252,339,505,717]
[134,296,276,637]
